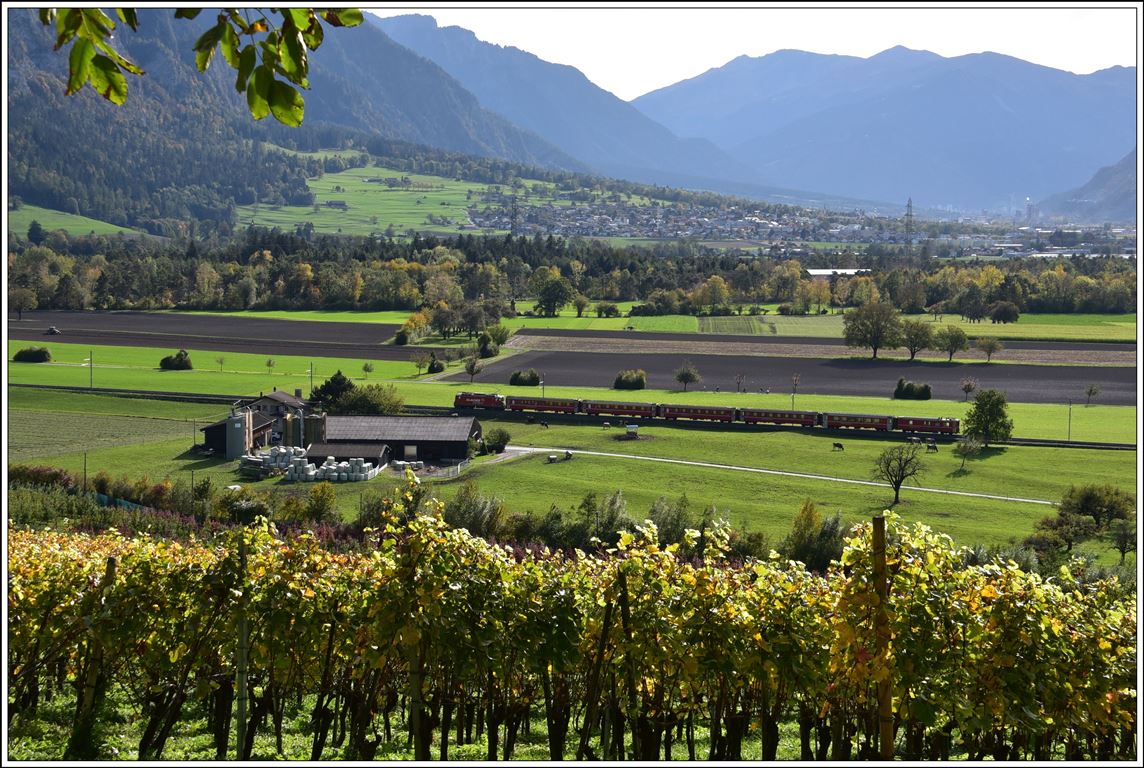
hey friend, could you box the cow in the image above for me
[907,435,922,444]
[926,439,939,453]
[832,442,844,451]
[602,421,611,430]
[540,420,550,429]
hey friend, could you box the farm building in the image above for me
[200,410,275,458]
[246,389,311,443]
[305,414,481,463]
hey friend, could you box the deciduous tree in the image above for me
[976,337,1003,362]
[933,325,969,361]
[900,318,933,361]
[872,444,925,505]
[40,8,364,126]
[963,389,1013,446]
[842,302,902,359]
[674,359,701,391]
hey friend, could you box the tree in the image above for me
[933,325,969,362]
[27,220,45,245]
[305,482,339,523]
[310,369,355,406]
[1058,484,1135,530]
[900,318,933,361]
[988,301,1020,324]
[484,427,511,453]
[410,351,431,376]
[215,355,225,372]
[573,294,591,318]
[842,302,903,359]
[1085,383,1101,405]
[963,389,1013,446]
[160,349,193,370]
[429,304,461,340]
[463,356,482,383]
[361,362,374,380]
[9,287,37,320]
[976,337,1003,362]
[535,276,574,317]
[265,357,276,375]
[39,8,364,126]
[779,500,845,573]
[953,437,982,470]
[1029,510,1097,554]
[959,376,978,402]
[1110,519,1136,564]
[674,359,701,391]
[873,444,925,505]
[328,383,404,415]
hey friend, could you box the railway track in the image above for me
[11,384,1136,450]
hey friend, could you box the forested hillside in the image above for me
[6,9,581,238]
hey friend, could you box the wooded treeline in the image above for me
[8,226,1136,317]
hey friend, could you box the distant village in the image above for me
[464,189,1137,258]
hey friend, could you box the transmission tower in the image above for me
[904,197,914,257]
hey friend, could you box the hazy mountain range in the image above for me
[6,9,1137,226]
[1039,149,1137,224]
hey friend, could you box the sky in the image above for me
[368,2,1141,101]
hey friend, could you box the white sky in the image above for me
[368,2,1141,101]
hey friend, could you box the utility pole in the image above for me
[1067,399,1072,442]
[89,349,94,390]
[309,362,314,394]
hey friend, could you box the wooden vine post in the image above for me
[234,533,249,760]
[872,515,893,760]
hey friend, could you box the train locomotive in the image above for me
[453,392,959,435]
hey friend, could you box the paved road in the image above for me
[510,446,1054,505]
[456,349,1137,405]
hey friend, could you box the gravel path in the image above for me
[509,447,1054,505]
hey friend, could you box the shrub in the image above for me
[159,349,193,370]
[509,368,541,386]
[13,346,51,362]
[393,328,410,345]
[426,355,445,374]
[485,427,512,453]
[613,369,647,390]
[777,303,795,315]
[8,464,75,489]
[486,323,512,345]
[893,377,932,400]
[477,332,500,358]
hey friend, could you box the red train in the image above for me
[453,393,960,435]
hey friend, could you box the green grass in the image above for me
[7,393,1135,562]
[175,308,413,325]
[233,160,664,238]
[7,204,140,236]
[7,342,436,396]
[10,343,1135,443]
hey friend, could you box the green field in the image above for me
[233,160,658,238]
[7,204,140,237]
[9,342,1136,443]
[7,392,1135,563]
[176,307,1136,342]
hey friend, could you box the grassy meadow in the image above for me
[7,203,140,237]
[8,341,1136,443]
[6,392,1135,564]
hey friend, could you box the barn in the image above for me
[307,415,482,464]
[200,411,275,457]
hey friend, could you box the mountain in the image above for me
[1039,149,1138,224]
[634,47,1137,211]
[5,9,582,235]
[374,14,762,193]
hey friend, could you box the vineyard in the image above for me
[7,476,1137,761]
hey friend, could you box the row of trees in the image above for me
[843,302,1009,360]
[8,226,1135,316]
